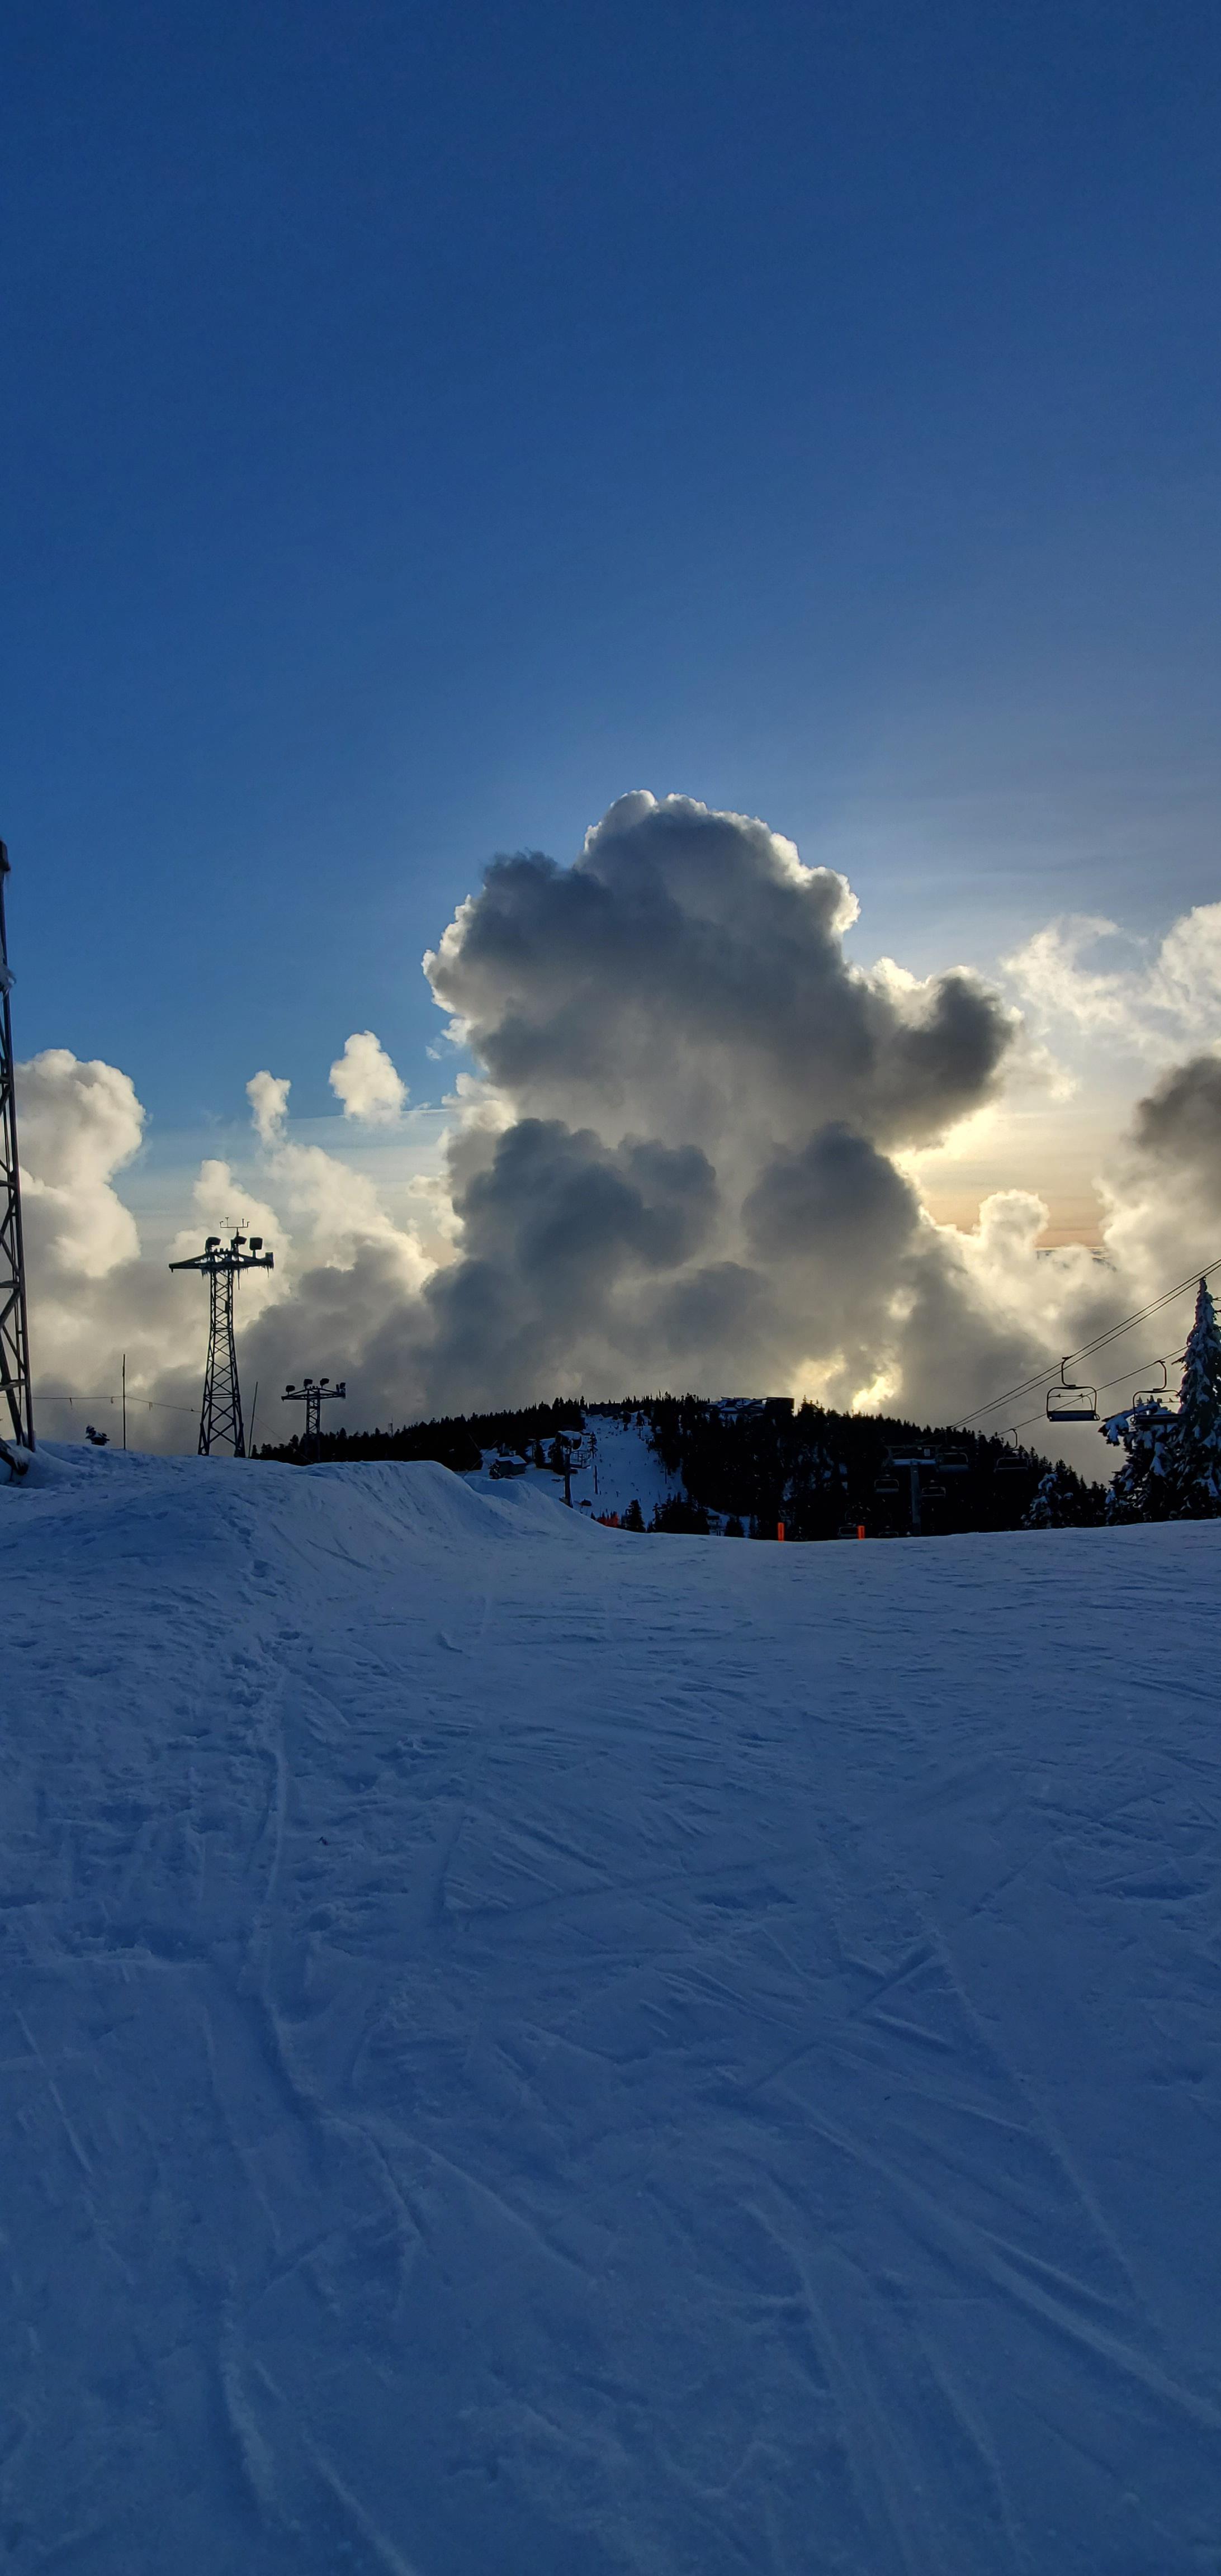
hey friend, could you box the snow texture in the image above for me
[468,1413,682,1526]
[3,1446,1221,2572]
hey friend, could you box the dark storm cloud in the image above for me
[456,1120,718,1279]
[646,1262,782,1388]
[410,1118,721,1407]
[426,794,1015,1156]
[1133,1054,1221,1185]
[744,1123,920,1266]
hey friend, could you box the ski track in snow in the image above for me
[2,1447,1221,2572]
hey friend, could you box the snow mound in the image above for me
[3,1449,1221,2572]
[0,1439,71,1485]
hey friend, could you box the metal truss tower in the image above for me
[170,1230,274,1456]
[282,1375,346,1459]
[0,844,35,1457]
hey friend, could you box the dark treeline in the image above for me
[258,1391,1106,1537]
[257,1396,583,1478]
[638,1395,1102,1538]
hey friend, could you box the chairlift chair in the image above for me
[994,1433,1031,1472]
[1131,1361,1176,1415]
[1046,1361,1097,1424]
[874,1474,900,1496]
[922,1480,947,1500]
[940,1449,968,1473]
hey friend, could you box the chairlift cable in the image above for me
[1009,1341,1187,1436]
[1063,1272,1213,1365]
[967,1276,1200,1423]
[956,1257,1219,1428]
[1092,1343,1186,1399]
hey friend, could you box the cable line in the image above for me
[956,1257,1218,1429]
[36,1391,197,1415]
[1007,1339,1188,1438]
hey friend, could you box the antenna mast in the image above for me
[0,844,35,1455]
[169,1229,273,1456]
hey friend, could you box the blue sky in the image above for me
[6,0,1221,1143]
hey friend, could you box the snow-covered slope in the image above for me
[3,1447,1220,2573]
[466,1409,682,1523]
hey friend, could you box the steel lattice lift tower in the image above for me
[0,844,35,1461]
[170,1230,273,1456]
[282,1375,346,1459]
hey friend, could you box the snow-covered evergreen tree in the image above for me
[1024,1470,1058,1528]
[1102,1398,1180,1522]
[1024,1462,1098,1528]
[1171,1276,1221,1514]
[1101,1279,1221,1521]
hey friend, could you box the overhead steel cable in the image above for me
[1006,1340,1189,1437]
[1092,1344,1186,1399]
[36,1392,197,1414]
[1057,1271,1215,1363]
[955,1258,1218,1429]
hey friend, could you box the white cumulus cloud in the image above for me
[247,1069,291,1144]
[18,1050,144,1282]
[328,1031,407,1124]
[18,799,1221,1461]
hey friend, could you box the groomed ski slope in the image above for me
[3,1448,1221,2575]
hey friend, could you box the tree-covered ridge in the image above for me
[259,1391,1108,1537]
[631,1395,1100,1538]
[260,1277,1221,1533]
[257,1396,583,1477]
